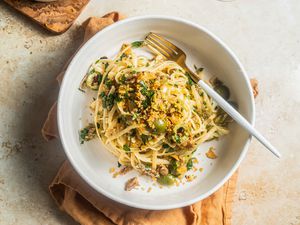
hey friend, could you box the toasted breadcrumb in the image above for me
[147,187,152,193]
[125,177,139,191]
[119,166,132,175]
[109,167,115,173]
[199,168,204,172]
[206,147,217,159]
[185,174,197,182]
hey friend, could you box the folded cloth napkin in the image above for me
[42,12,258,225]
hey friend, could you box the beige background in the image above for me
[0,0,299,224]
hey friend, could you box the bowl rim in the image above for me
[57,15,256,210]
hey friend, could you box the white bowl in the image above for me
[58,16,255,210]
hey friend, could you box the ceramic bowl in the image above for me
[58,16,255,210]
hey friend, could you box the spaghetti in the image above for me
[80,42,231,185]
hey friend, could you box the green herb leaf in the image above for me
[100,91,106,98]
[104,76,113,89]
[120,75,127,84]
[172,134,181,143]
[123,144,131,152]
[145,163,151,169]
[168,159,179,176]
[162,143,169,149]
[132,113,138,120]
[104,93,119,109]
[79,128,89,144]
[185,72,194,86]
[131,41,144,48]
[89,68,95,74]
[141,134,149,144]
[186,158,194,170]
[142,99,150,109]
[163,143,175,153]
[97,74,103,84]
[120,53,127,60]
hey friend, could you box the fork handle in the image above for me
[197,79,281,158]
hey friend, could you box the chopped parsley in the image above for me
[168,159,179,176]
[89,68,95,74]
[120,75,127,84]
[139,81,155,109]
[79,125,96,144]
[185,72,194,86]
[186,158,194,170]
[79,128,89,144]
[97,74,103,84]
[131,41,144,48]
[120,53,127,60]
[123,144,131,152]
[162,143,175,152]
[172,134,181,143]
[132,113,138,120]
[99,91,106,98]
[141,134,149,144]
[104,76,113,88]
[162,143,169,149]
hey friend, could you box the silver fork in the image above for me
[145,32,281,158]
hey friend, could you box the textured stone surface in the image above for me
[0,0,299,224]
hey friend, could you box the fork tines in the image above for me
[145,32,180,59]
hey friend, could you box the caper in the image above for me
[215,85,230,100]
[154,119,167,133]
[157,174,175,186]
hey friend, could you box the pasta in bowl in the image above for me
[58,16,254,209]
[79,42,232,186]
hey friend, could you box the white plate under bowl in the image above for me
[58,16,255,210]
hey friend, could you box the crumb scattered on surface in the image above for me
[239,191,247,200]
[185,174,197,182]
[112,166,132,178]
[1,141,23,160]
[147,187,152,193]
[119,166,132,175]
[109,167,115,173]
[125,177,139,191]
[199,168,204,172]
[206,147,217,159]
[250,79,259,98]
